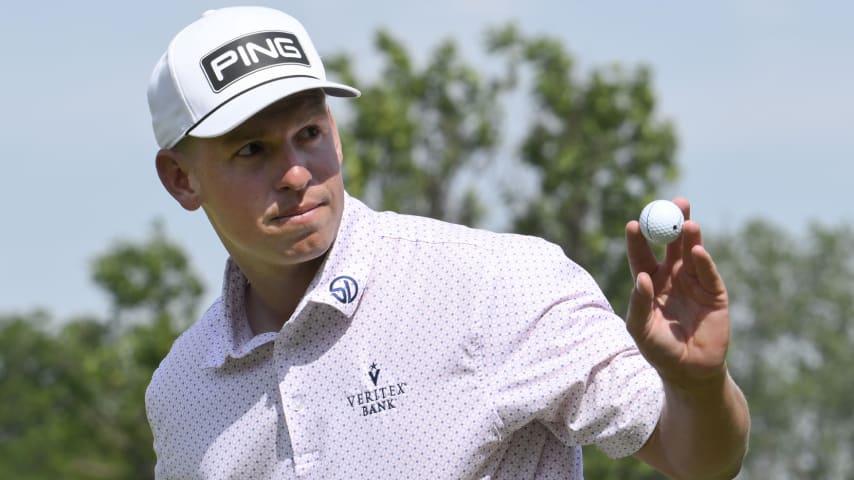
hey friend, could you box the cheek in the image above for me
[201,175,266,222]
[311,148,343,185]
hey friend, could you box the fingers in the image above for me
[664,197,691,266]
[680,220,703,276]
[625,271,655,340]
[672,197,691,221]
[691,244,727,297]
[626,220,657,279]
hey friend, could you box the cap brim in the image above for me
[187,77,360,139]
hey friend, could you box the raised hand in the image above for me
[624,198,730,387]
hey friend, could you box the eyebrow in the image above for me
[221,126,266,146]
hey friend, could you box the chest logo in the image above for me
[368,362,381,386]
[330,275,359,304]
[345,362,409,417]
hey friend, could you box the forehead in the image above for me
[225,90,327,136]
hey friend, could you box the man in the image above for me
[147,6,749,479]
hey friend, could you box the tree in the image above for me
[0,311,144,479]
[0,223,204,479]
[486,24,678,318]
[325,30,508,226]
[92,219,204,331]
[710,221,854,479]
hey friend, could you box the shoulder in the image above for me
[366,209,600,293]
[373,209,563,259]
[345,194,565,263]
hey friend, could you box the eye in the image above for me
[298,125,322,141]
[236,142,264,157]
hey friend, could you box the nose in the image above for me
[273,148,312,192]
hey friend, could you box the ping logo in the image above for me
[329,275,358,304]
[201,31,310,92]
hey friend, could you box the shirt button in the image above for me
[290,395,305,413]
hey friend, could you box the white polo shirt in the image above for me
[146,193,663,479]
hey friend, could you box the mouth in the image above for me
[267,201,325,224]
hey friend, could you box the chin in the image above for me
[284,234,334,265]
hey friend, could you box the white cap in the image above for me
[147,6,360,149]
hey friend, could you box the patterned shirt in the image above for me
[146,193,664,479]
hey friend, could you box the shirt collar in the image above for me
[302,192,375,316]
[202,192,377,368]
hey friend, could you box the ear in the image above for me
[327,105,343,165]
[155,148,203,211]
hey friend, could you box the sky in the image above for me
[1,0,852,320]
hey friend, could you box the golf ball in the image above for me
[639,200,684,244]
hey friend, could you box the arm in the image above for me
[625,198,750,479]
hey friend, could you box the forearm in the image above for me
[638,369,750,479]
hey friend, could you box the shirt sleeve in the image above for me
[146,367,170,479]
[478,235,664,458]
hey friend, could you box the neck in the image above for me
[238,255,327,334]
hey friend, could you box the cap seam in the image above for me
[166,41,196,147]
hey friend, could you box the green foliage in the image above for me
[93,219,203,327]
[0,313,150,478]
[325,30,507,225]
[0,223,203,479]
[710,221,854,479]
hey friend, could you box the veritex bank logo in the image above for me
[346,362,409,417]
[201,31,310,92]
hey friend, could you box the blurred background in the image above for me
[1,1,852,478]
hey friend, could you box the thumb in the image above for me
[626,272,654,341]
